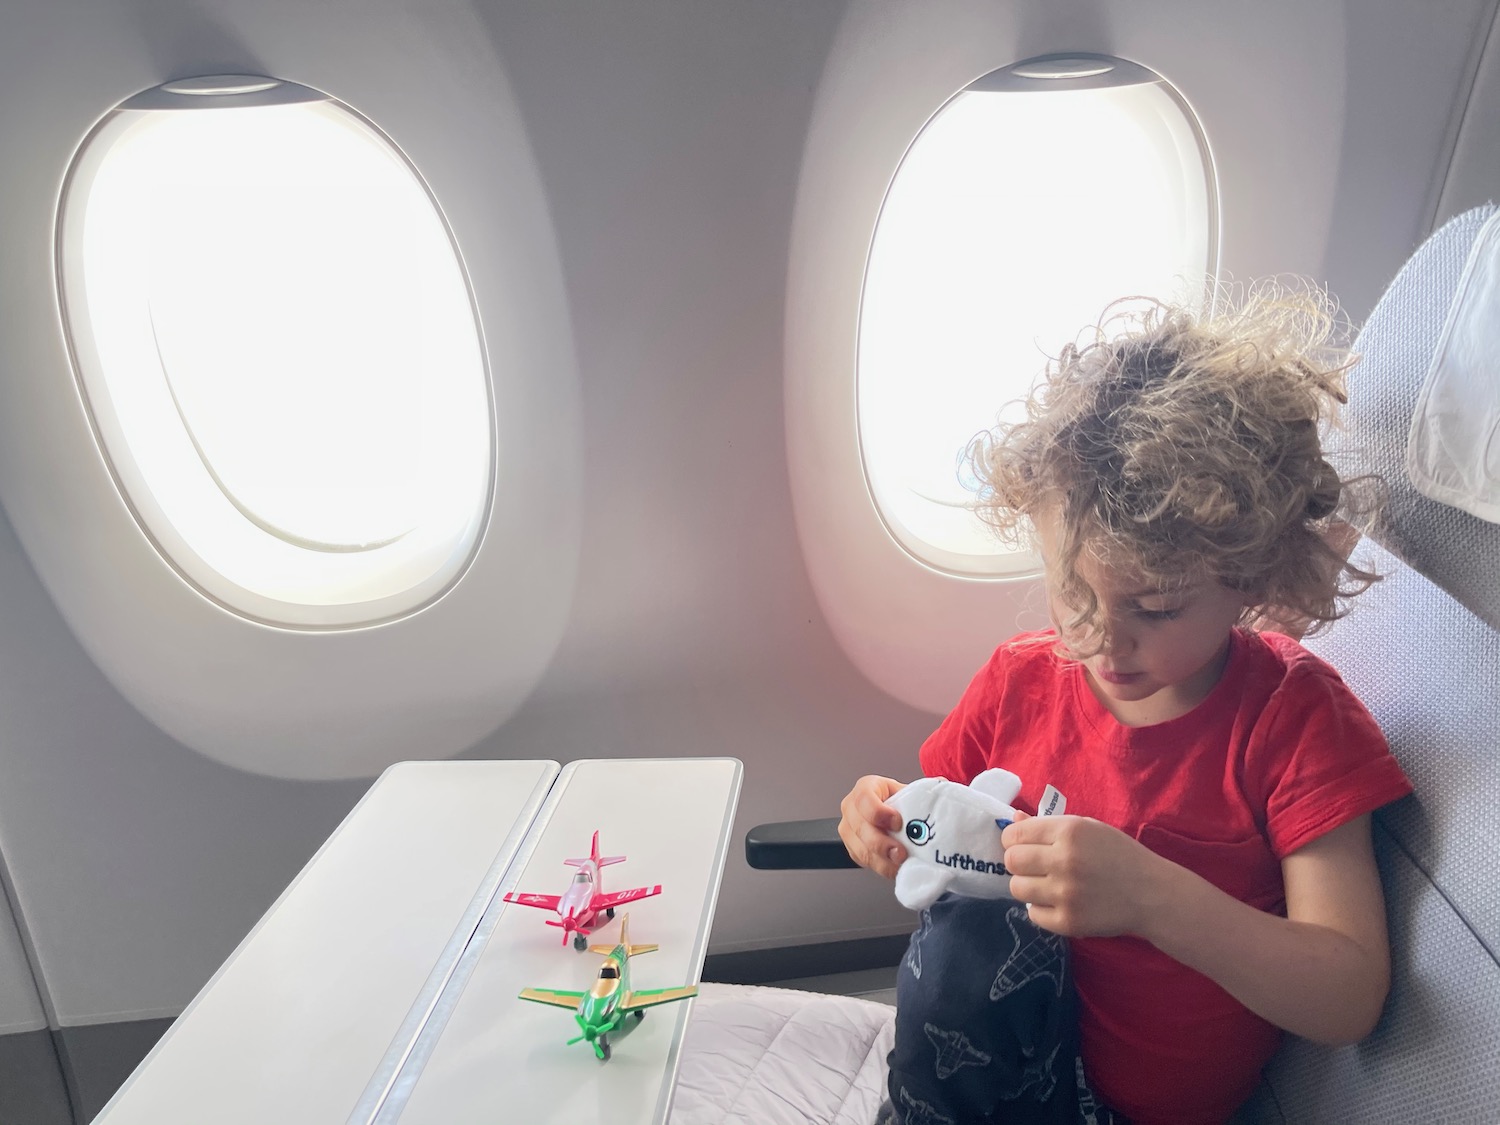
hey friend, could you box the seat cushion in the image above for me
[671,984,894,1125]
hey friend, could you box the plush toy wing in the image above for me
[894,861,954,911]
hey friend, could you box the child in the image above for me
[840,288,1413,1125]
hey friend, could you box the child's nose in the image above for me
[1100,619,1137,655]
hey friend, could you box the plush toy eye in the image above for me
[905,818,933,845]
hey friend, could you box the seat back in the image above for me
[1235,204,1500,1123]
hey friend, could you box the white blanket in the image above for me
[670,984,894,1125]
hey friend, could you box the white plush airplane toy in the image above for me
[886,768,1066,911]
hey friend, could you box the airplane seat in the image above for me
[682,203,1500,1124]
[1230,200,1500,1123]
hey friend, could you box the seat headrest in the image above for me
[1406,208,1500,524]
[1328,203,1500,630]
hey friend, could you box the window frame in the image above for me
[54,76,497,629]
[854,53,1219,578]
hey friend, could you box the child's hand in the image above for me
[1001,815,1169,937]
[838,775,907,879]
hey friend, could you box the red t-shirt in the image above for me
[918,628,1412,1125]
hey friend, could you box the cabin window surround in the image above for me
[55,75,495,629]
[856,53,1219,578]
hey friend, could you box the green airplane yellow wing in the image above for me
[620,984,699,1012]
[518,987,587,1010]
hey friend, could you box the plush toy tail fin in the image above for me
[969,768,1022,807]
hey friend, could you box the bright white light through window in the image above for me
[858,57,1216,575]
[57,78,493,626]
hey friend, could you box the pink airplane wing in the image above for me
[503,891,563,910]
[592,884,663,911]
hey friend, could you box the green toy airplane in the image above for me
[517,914,699,1060]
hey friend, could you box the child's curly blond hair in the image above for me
[967,282,1382,639]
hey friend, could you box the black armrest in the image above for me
[744,817,858,870]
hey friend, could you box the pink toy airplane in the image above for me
[503,831,663,950]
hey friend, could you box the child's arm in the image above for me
[1002,813,1390,1045]
[838,775,908,878]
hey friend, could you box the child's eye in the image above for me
[1134,608,1182,622]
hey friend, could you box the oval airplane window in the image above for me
[56,76,493,628]
[858,55,1217,576]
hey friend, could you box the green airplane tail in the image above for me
[588,941,658,956]
[588,908,659,956]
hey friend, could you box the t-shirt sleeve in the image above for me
[917,644,1012,783]
[1249,657,1413,859]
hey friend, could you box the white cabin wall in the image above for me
[0,874,66,1125]
[446,0,927,951]
[0,0,578,1035]
[1323,0,1500,318]
[1435,1,1500,226]
[0,0,905,1038]
[0,876,45,1036]
[0,497,369,1117]
[0,507,368,1022]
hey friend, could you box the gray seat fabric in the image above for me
[1326,204,1500,630]
[1235,204,1500,1124]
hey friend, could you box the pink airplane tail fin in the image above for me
[592,829,626,868]
[565,830,626,869]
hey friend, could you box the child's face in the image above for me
[1035,516,1252,726]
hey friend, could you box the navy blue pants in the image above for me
[880,895,1114,1125]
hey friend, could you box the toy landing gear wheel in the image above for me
[597,1036,611,1061]
[632,1009,645,1022]
[606,907,616,919]
[573,932,588,952]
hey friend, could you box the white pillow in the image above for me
[1406,207,1500,524]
